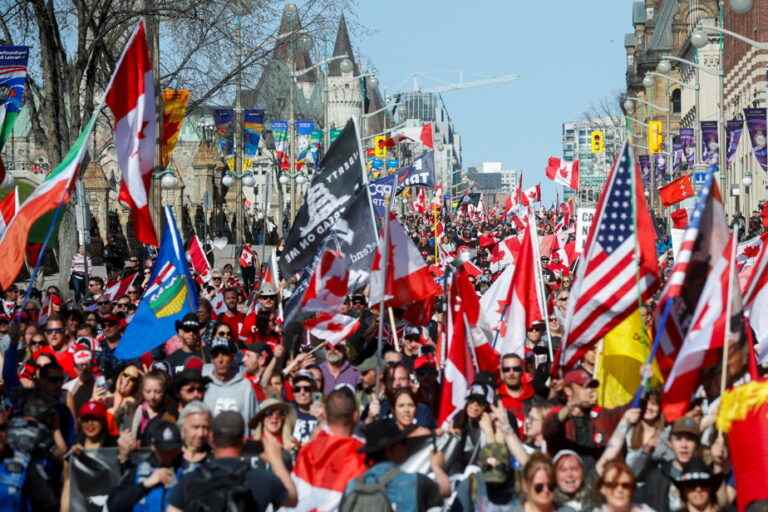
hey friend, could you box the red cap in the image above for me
[78,400,107,421]
[49,294,62,306]
[563,368,599,388]
[184,356,204,371]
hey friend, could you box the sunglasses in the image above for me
[216,331,231,337]
[128,290,139,295]
[180,326,198,333]
[45,328,64,334]
[294,385,313,393]
[324,343,343,351]
[533,482,555,494]
[212,277,222,281]
[603,481,634,491]
[104,321,119,327]
[183,385,204,393]
[29,339,47,347]
[502,366,523,373]
[558,296,569,301]
[266,409,286,418]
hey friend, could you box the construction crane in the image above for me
[406,71,520,94]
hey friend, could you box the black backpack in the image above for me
[183,459,256,512]
[338,466,401,512]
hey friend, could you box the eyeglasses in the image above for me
[294,385,313,393]
[266,409,286,418]
[183,385,204,393]
[212,277,222,281]
[216,331,231,337]
[45,328,64,334]
[558,296,569,301]
[128,290,139,295]
[29,339,47,347]
[602,481,634,491]
[104,321,118,327]
[97,301,110,306]
[502,366,523,374]
[533,482,555,494]
[324,343,343,351]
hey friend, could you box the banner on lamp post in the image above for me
[270,120,289,170]
[672,135,684,173]
[726,118,744,166]
[701,121,719,166]
[213,109,235,171]
[639,155,651,188]
[744,108,767,173]
[679,128,695,169]
[243,109,264,170]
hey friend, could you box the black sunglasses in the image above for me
[45,328,64,334]
[294,385,313,393]
[216,330,231,337]
[533,482,555,494]
[502,366,523,374]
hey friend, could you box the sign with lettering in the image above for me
[575,207,596,255]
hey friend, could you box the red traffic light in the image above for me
[366,148,375,157]
[384,137,396,148]
[377,138,386,149]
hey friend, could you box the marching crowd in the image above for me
[0,206,760,512]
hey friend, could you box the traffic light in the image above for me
[647,120,663,154]
[374,135,387,158]
[590,130,605,154]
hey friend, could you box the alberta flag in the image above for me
[116,206,198,359]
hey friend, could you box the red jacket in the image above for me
[497,380,535,434]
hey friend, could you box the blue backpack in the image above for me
[0,455,30,511]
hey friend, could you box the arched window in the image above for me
[671,89,681,114]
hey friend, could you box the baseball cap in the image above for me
[212,410,245,439]
[146,420,182,451]
[292,370,315,386]
[73,345,93,367]
[553,449,584,467]
[404,326,421,339]
[671,417,700,438]
[356,356,378,374]
[78,400,107,422]
[563,368,599,388]
[258,282,278,297]
[175,313,200,332]
[243,342,272,356]
[210,336,236,355]
[478,443,510,484]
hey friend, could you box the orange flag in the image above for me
[161,89,189,169]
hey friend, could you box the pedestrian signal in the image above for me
[374,135,387,158]
[590,130,605,154]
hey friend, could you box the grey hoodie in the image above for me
[203,368,259,429]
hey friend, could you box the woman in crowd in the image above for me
[520,453,558,512]
[626,390,670,476]
[250,398,298,467]
[60,401,116,511]
[449,384,494,473]
[595,460,654,512]
[106,364,142,436]
[390,388,432,436]
[674,459,723,512]
[524,404,551,454]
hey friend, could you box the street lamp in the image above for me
[645,70,702,164]
[730,0,753,14]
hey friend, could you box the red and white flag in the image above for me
[489,235,521,268]
[520,184,541,206]
[369,213,441,307]
[0,186,18,240]
[239,244,254,268]
[210,292,228,316]
[390,123,434,149]
[736,235,763,292]
[103,272,138,301]
[186,235,211,282]
[562,142,659,369]
[662,236,740,421]
[553,229,576,268]
[431,184,443,210]
[489,221,545,358]
[304,313,360,345]
[300,248,349,313]
[413,187,428,214]
[288,430,367,512]
[104,20,158,246]
[546,157,580,190]
[654,169,730,379]
[743,235,768,361]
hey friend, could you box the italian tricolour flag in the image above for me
[0,114,97,289]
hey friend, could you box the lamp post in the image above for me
[644,71,701,165]
[625,97,670,212]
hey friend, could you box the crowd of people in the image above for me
[0,204,760,512]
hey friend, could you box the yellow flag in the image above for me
[596,310,659,408]
[161,89,190,169]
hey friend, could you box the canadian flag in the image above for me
[744,236,768,363]
[104,21,158,246]
[210,292,228,315]
[288,431,367,512]
[662,236,741,421]
[239,243,254,268]
[369,213,441,307]
[546,157,580,190]
[186,235,211,282]
[304,313,360,344]
[489,235,521,268]
[413,187,428,214]
[300,248,349,313]
[391,123,434,149]
[103,272,138,301]
[431,184,443,210]
[485,221,545,358]
[553,229,576,267]
[0,187,19,240]
[520,185,541,207]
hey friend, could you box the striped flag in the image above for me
[743,235,768,363]
[0,186,19,239]
[562,142,659,369]
[103,272,138,301]
[654,167,731,379]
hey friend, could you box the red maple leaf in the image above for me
[137,121,149,140]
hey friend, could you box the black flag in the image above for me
[279,118,378,287]
[395,151,435,194]
[68,448,121,512]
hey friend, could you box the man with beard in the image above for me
[218,288,244,342]
[291,370,319,444]
[496,354,534,434]
[166,314,204,374]
[319,341,359,395]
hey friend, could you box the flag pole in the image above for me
[376,198,392,384]
[720,230,738,394]
[529,208,554,361]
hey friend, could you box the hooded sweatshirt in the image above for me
[203,368,259,429]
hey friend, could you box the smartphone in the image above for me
[312,392,323,403]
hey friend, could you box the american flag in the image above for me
[654,166,730,378]
[561,142,659,369]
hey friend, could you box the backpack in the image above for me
[338,466,401,512]
[183,459,256,512]
[0,456,30,512]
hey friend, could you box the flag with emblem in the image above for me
[116,206,198,359]
[104,20,158,246]
[562,141,659,369]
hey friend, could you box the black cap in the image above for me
[173,368,211,393]
[145,420,182,450]
[210,336,237,355]
[175,313,200,332]
[359,419,415,454]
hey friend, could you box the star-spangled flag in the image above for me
[562,142,659,369]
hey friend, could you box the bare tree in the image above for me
[581,90,625,131]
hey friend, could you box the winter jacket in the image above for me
[203,369,259,429]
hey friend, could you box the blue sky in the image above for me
[355,1,631,201]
